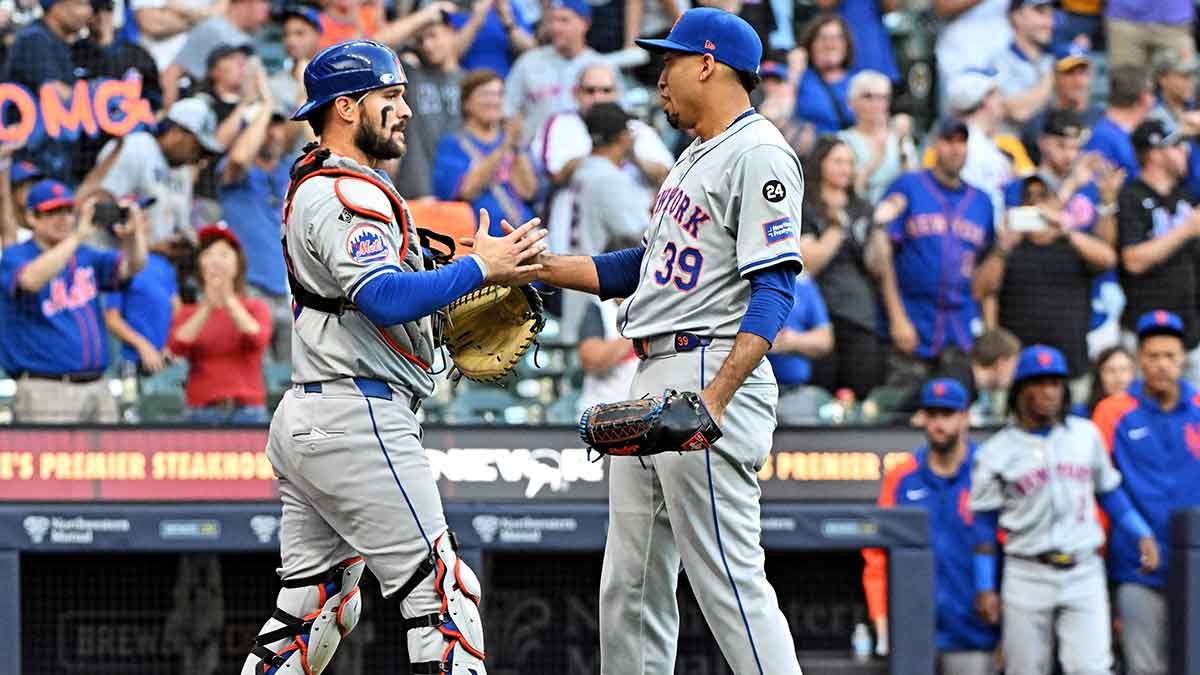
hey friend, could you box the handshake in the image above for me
[461,209,547,286]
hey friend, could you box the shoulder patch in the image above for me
[334,177,392,224]
[762,179,786,203]
[345,223,391,264]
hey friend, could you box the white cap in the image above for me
[165,98,225,154]
[946,70,999,114]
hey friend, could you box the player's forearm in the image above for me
[971,510,1000,591]
[1097,487,1153,540]
[355,257,486,325]
[705,332,771,411]
[538,252,602,294]
[18,234,83,292]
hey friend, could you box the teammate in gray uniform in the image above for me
[969,345,1159,675]
[536,9,806,674]
[241,40,545,675]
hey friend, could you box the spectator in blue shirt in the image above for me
[1083,64,1155,180]
[449,0,536,79]
[433,69,537,236]
[836,0,900,83]
[217,93,295,363]
[102,251,179,375]
[767,275,834,424]
[0,179,148,423]
[792,13,857,134]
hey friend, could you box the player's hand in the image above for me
[699,388,726,424]
[472,210,546,286]
[1138,535,1160,574]
[975,591,1001,625]
[890,314,918,355]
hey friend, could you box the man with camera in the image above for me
[973,110,1121,385]
[0,179,149,423]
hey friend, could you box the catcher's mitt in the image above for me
[442,284,545,383]
[578,389,722,457]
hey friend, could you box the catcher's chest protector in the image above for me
[281,146,435,367]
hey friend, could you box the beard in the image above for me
[666,110,681,129]
[354,114,406,160]
[928,433,959,456]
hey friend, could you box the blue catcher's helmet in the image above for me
[292,40,406,121]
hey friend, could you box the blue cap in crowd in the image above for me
[637,7,762,75]
[1136,309,1186,342]
[1013,345,1069,384]
[1056,43,1090,72]
[282,5,323,33]
[920,378,969,412]
[11,161,44,186]
[550,0,592,21]
[25,179,74,213]
[759,60,787,80]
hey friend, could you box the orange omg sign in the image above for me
[0,77,155,145]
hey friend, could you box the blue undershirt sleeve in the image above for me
[738,265,797,344]
[352,256,486,326]
[591,246,645,300]
[972,510,1000,592]
[1098,487,1153,539]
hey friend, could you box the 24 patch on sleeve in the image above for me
[763,216,794,245]
[345,223,391,264]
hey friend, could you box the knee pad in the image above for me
[242,557,365,675]
[399,531,486,675]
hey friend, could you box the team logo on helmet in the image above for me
[381,72,396,84]
[346,224,390,264]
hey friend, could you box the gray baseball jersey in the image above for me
[599,110,805,675]
[285,154,436,397]
[969,416,1123,556]
[618,111,804,339]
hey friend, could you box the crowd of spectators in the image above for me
[0,0,1199,430]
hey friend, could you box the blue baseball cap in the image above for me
[549,0,591,21]
[636,7,762,75]
[920,378,969,411]
[25,179,75,213]
[1055,43,1090,72]
[281,6,323,33]
[1136,309,1186,342]
[11,161,44,186]
[759,60,787,80]
[1013,345,1069,384]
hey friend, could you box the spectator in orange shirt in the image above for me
[317,0,454,50]
[168,223,272,424]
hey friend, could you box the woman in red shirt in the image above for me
[168,224,273,424]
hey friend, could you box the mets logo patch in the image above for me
[763,216,794,245]
[345,224,390,264]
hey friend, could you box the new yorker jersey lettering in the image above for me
[619,112,805,339]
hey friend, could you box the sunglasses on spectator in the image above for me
[858,91,889,99]
[581,86,615,94]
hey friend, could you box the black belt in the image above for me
[15,371,104,384]
[301,378,421,413]
[1011,551,1079,569]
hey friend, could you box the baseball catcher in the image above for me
[241,40,545,675]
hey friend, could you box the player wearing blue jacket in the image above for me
[864,378,999,675]
[1093,310,1200,675]
[873,119,995,385]
[0,180,148,423]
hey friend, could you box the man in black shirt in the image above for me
[1117,118,1200,384]
[394,18,462,198]
[975,110,1120,380]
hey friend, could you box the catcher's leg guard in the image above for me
[241,557,365,675]
[399,531,486,675]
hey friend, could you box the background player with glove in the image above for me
[241,40,545,675]
[543,8,805,674]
